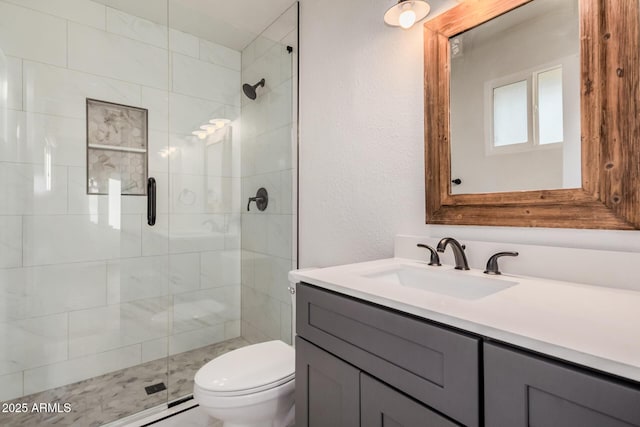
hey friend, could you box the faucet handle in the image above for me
[484,251,518,275]
[417,244,441,266]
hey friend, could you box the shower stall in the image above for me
[0,1,298,425]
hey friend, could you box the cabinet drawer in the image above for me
[485,343,640,427]
[297,283,480,427]
[361,373,459,427]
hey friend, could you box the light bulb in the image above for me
[209,118,231,129]
[200,124,217,134]
[192,130,208,139]
[399,9,416,29]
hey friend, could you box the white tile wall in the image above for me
[6,56,23,110]
[23,60,141,119]
[67,168,169,215]
[141,337,168,363]
[205,133,234,178]
[3,0,107,29]
[107,256,170,304]
[0,371,23,401]
[172,53,240,106]
[169,29,199,58]
[280,301,292,344]
[170,173,207,214]
[200,250,241,288]
[0,262,107,321]
[22,215,142,266]
[169,214,226,253]
[68,23,169,89]
[142,87,170,132]
[267,80,293,129]
[68,297,169,358]
[0,162,68,215]
[0,1,244,398]
[172,287,239,334]
[23,344,142,395]
[106,7,168,49]
[199,39,241,71]
[169,324,225,355]
[241,286,280,340]
[267,214,292,259]
[169,253,200,294]
[255,126,293,174]
[241,214,268,253]
[224,319,241,340]
[142,215,169,256]
[0,313,68,376]
[149,130,171,172]
[0,2,67,67]
[168,94,226,137]
[225,213,241,249]
[0,216,22,269]
[24,112,86,166]
[253,254,293,304]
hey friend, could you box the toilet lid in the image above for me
[195,340,295,395]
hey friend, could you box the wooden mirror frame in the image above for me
[424,0,640,229]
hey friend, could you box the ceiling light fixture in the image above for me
[384,0,430,29]
[192,130,208,140]
[209,118,231,129]
[200,124,218,134]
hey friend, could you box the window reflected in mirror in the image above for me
[449,0,580,195]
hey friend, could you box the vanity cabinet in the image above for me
[484,343,640,427]
[296,283,640,427]
[296,283,479,427]
[296,337,458,427]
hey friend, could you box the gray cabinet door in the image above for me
[485,343,640,427]
[295,337,360,427]
[297,283,479,427]
[361,373,460,427]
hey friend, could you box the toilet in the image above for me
[194,283,297,427]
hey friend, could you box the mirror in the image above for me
[423,0,640,229]
[449,0,580,194]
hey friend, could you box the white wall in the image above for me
[298,0,640,271]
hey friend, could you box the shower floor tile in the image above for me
[0,337,249,427]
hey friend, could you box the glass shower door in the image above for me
[0,1,171,424]
[165,1,245,400]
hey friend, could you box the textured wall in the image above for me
[298,0,640,271]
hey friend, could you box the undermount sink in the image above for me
[362,265,518,300]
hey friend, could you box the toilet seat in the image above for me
[195,341,295,397]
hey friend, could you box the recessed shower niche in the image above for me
[86,98,149,195]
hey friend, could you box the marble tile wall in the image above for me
[0,0,242,402]
[240,4,297,346]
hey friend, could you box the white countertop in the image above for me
[290,258,640,383]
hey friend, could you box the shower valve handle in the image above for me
[247,188,269,211]
[247,196,264,210]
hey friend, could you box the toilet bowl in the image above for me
[194,340,295,427]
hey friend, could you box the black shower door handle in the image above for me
[147,177,156,226]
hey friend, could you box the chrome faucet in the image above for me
[436,237,470,270]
